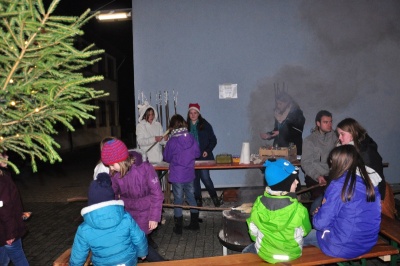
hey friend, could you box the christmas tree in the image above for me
[0,0,108,173]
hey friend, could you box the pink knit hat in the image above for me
[101,139,129,165]
[188,103,200,114]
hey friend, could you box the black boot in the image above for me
[147,234,158,249]
[184,212,200,231]
[173,216,183,235]
[145,245,167,262]
[196,197,203,207]
[211,195,221,207]
[195,197,203,223]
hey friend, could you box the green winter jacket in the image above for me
[247,190,311,264]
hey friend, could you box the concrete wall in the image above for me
[133,0,400,187]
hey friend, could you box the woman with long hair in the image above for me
[336,117,396,218]
[186,103,221,207]
[304,145,381,259]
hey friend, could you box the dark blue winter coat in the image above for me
[189,118,217,160]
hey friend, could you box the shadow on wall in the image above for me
[246,1,400,184]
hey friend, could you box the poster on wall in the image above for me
[219,84,238,99]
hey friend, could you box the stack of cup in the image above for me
[239,142,250,164]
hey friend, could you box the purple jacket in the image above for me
[163,128,200,183]
[111,154,164,235]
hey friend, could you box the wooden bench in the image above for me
[53,248,91,266]
[380,214,400,264]
[54,231,398,266]
[147,240,398,266]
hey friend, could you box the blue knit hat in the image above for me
[88,173,115,205]
[264,158,296,187]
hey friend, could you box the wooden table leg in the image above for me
[164,171,171,204]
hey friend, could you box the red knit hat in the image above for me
[101,139,129,165]
[188,103,200,114]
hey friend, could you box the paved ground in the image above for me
[12,145,399,265]
[14,145,236,265]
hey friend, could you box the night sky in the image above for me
[48,0,135,145]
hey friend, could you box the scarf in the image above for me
[171,127,187,136]
[274,104,292,124]
[190,121,199,144]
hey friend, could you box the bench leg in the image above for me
[389,239,399,266]
[336,260,364,266]
[336,262,352,266]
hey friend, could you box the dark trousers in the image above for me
[194,169,218,199]
[304,175,327,200]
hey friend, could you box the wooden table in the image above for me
[153,160,301,204]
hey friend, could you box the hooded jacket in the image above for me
[163,128,201,183]
[69,200,147,266]
[111,151,164,235]
[272,105,305,155]
[313,172,381,259]
[136,103,165,163]
[247,190,311,264]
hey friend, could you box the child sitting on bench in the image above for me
[304,145,381,259]
[243,158,312,264]
[69,173,148,266]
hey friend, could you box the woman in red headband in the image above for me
[187,103,221,207]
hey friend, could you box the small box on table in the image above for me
[216,154,232,164]
[259,145,297,161]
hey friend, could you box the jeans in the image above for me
[194,169,217,199]
[242,242,257,254]
[0,238,29,266]
[303,229,320,248]
[172,181,199,217]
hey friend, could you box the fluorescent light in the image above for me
[96,10,131,21]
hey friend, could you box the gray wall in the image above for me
[133,0,400,186]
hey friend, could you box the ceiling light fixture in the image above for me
[95,9,132,22]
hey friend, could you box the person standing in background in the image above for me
[336,117,396,219]
[0,151,29,266]
[260,89,305,156]
[301,110,337,202]
[164,114,201,234]
[186,103,221,207]
[136,102,168,163]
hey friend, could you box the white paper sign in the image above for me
[219,84,238,99]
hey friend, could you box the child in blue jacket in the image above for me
[70,173,147,266]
